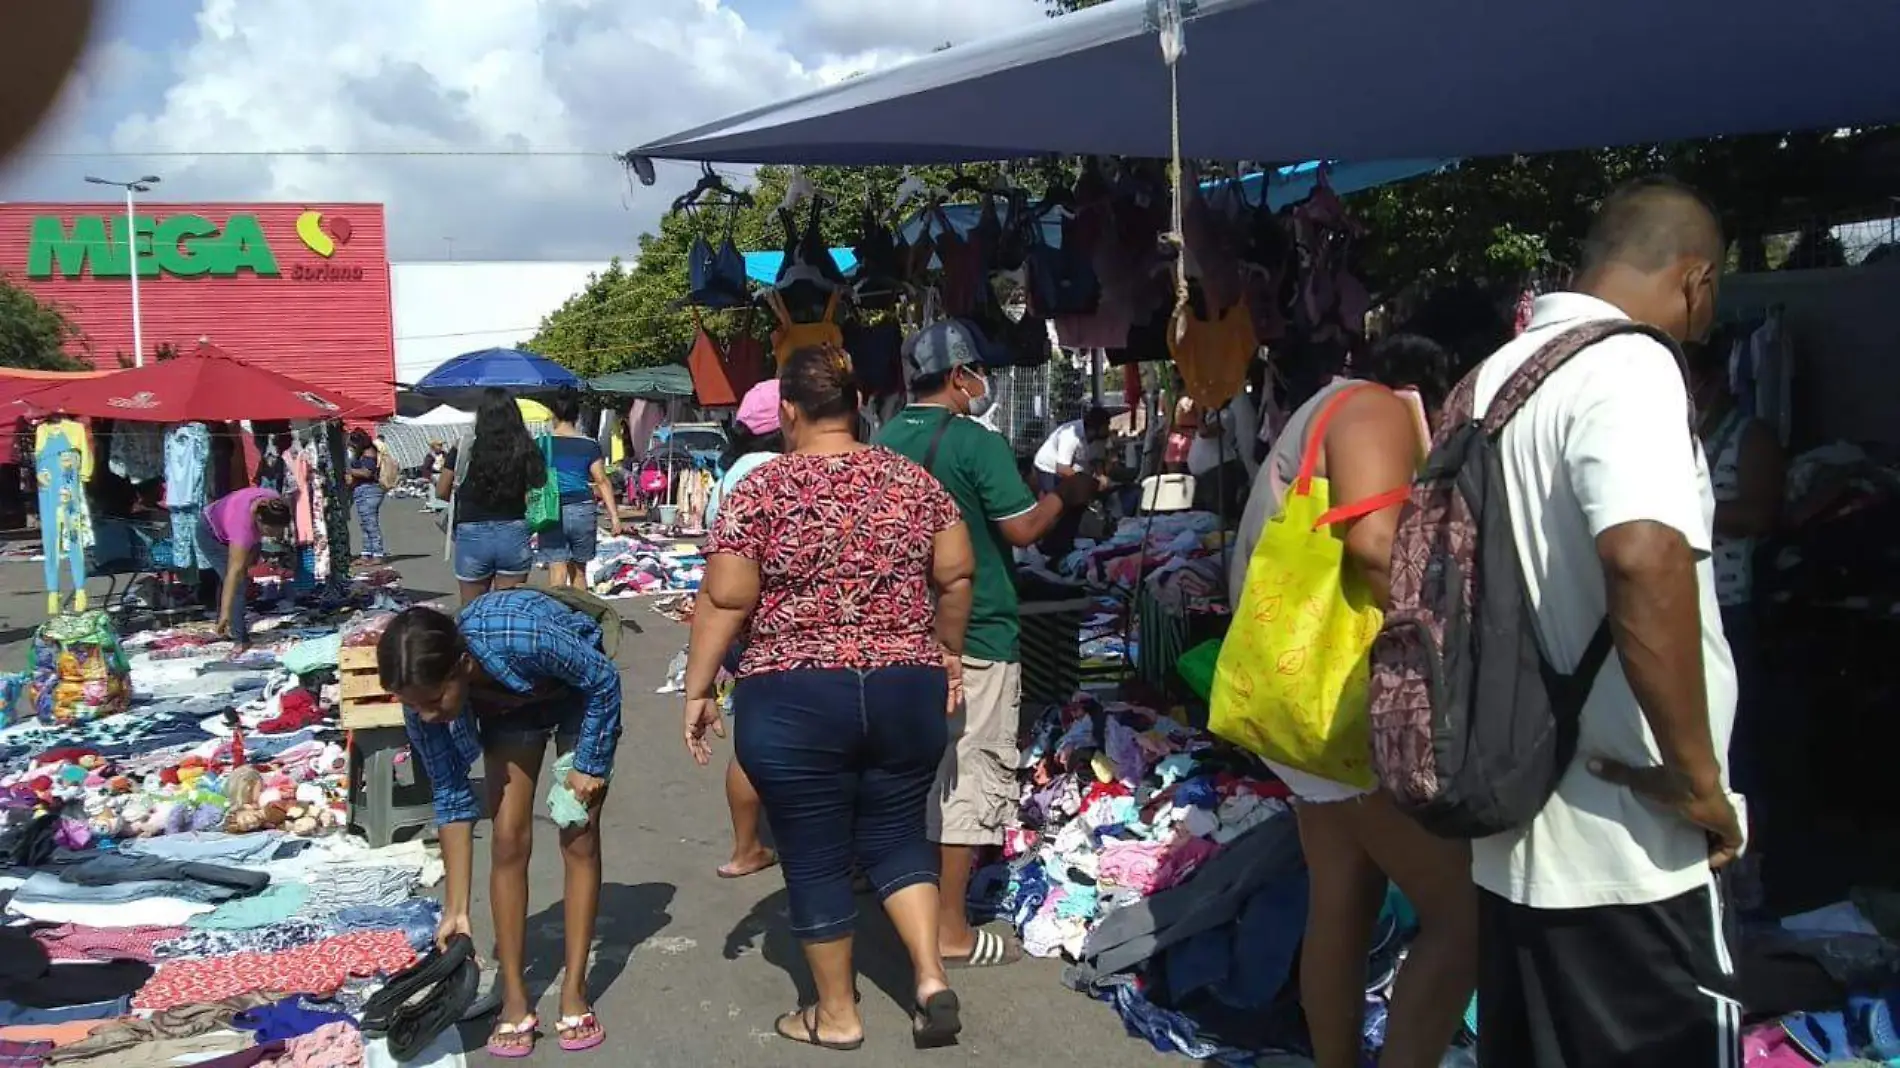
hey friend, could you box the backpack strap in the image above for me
[921,410,956,473]
[1482,320,1688,434]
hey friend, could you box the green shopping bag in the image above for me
[526,433,561,532]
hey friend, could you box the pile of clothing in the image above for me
[0,583,473,1067]
[1731,894,1900,1064]
[585,535,705,598]
[0,835,459,1067]
[976,696,1440,1063]
[1027,511,1230,600]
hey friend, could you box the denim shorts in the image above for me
[534,500,599,565]
[453,520,532,583]
[476,696,583,751]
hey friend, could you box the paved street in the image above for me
[0,505,1187,1066]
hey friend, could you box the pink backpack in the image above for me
[1367,320,1684,838]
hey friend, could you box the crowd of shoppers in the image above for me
[378,174,1757,1068]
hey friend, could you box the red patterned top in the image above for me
[708,447,963,677]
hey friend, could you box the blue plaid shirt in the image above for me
[404,590,623,826]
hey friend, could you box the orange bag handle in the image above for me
[1291,382,1414,528]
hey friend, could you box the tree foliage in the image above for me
[527,163,1006,377]
[0,277,88,371]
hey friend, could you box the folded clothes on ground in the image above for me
[58,853,270,893]
[42,994,273,1062]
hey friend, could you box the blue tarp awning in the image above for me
[635,0,1900,165]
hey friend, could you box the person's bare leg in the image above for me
[880,883,951,1007]
[555,763,607,1045]
[782,936,863,1046]
[1296,800,1387,1068]
[485,743,547,1049]
[458,578,493,606]
[935,845,977,956]
[1356,793,1477,1068]
[491,571,527,591]
[719,759,775,877]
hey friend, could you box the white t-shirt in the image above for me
[1470,293,1738,910]
[1034,419,1099,475]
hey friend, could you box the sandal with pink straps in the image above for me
[557,1011,607,1052]
[485,1014,538,1059]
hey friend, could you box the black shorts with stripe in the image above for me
[1477,877,1742,1068]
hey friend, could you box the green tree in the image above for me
[528,163,1009,376]
[0,277,88,370]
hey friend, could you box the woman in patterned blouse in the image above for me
[683,345,977,1052]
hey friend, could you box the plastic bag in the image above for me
[526,434,561,532]
[546,752,601,829]
[27,610,131,725]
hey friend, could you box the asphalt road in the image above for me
[0,503,1207,1066]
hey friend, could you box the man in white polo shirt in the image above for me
[1470,177,1744,1067]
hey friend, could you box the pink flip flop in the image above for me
[557,1012,606,1053]
[486,1014,538,1059]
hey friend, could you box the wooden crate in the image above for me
[339,646,405,729]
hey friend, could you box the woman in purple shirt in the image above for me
[200,486,291,644]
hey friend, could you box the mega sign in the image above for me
[25,211,364,283]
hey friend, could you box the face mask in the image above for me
[259,537,287,555]
[958,370,994,419]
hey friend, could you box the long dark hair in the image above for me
[461,387,544,505]
[1360,333,1454,414]
[721,425,785,469]
[377,606,466,691]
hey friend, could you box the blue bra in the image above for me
[688,232,749,310]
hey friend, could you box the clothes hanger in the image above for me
[670,163,754,215]
[778,166,833,214]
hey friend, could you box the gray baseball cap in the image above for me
[902,318,996,378]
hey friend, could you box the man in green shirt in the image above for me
[876,318,1095,967]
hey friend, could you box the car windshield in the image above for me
[670,430,726,453]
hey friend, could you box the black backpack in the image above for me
[1368,320,1686,839]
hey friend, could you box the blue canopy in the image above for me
[635,0,1900,165]
[414,347,582,404]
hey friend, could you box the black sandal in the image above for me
[775,1007,864,1052]
[911,990,962,1049]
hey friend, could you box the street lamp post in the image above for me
[83,174,161,366]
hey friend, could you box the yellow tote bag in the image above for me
[1209,385,1408,789]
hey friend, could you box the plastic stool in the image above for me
[351,726,445,847]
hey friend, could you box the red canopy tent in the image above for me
[17,343,378,423]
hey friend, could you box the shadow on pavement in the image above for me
[723,885,922,1016]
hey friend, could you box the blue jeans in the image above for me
[734,665,949,940]
[196,511,249,643]
[453,520,532,583]
[353,483,386,558]
[535,499,599,565]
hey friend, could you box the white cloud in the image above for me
[8,0,1049,261]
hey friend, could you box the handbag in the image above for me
[1207,384,1409,788]
[526,434,561,532]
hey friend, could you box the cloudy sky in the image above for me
[1,0,1049,262]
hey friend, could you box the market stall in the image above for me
[624,0,1900,1059]
[0,349,464,1065]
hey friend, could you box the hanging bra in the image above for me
[685,201,749,310]
[765,289,843,368]
[932,207,987,319]
[851,201,903,309]
[1169,299,1259,409]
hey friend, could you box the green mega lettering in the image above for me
[26,213,281,280]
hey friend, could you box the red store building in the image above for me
[0,202,396,415]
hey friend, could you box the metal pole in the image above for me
[124,185,144,367]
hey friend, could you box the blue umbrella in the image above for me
[414,347,582,405]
